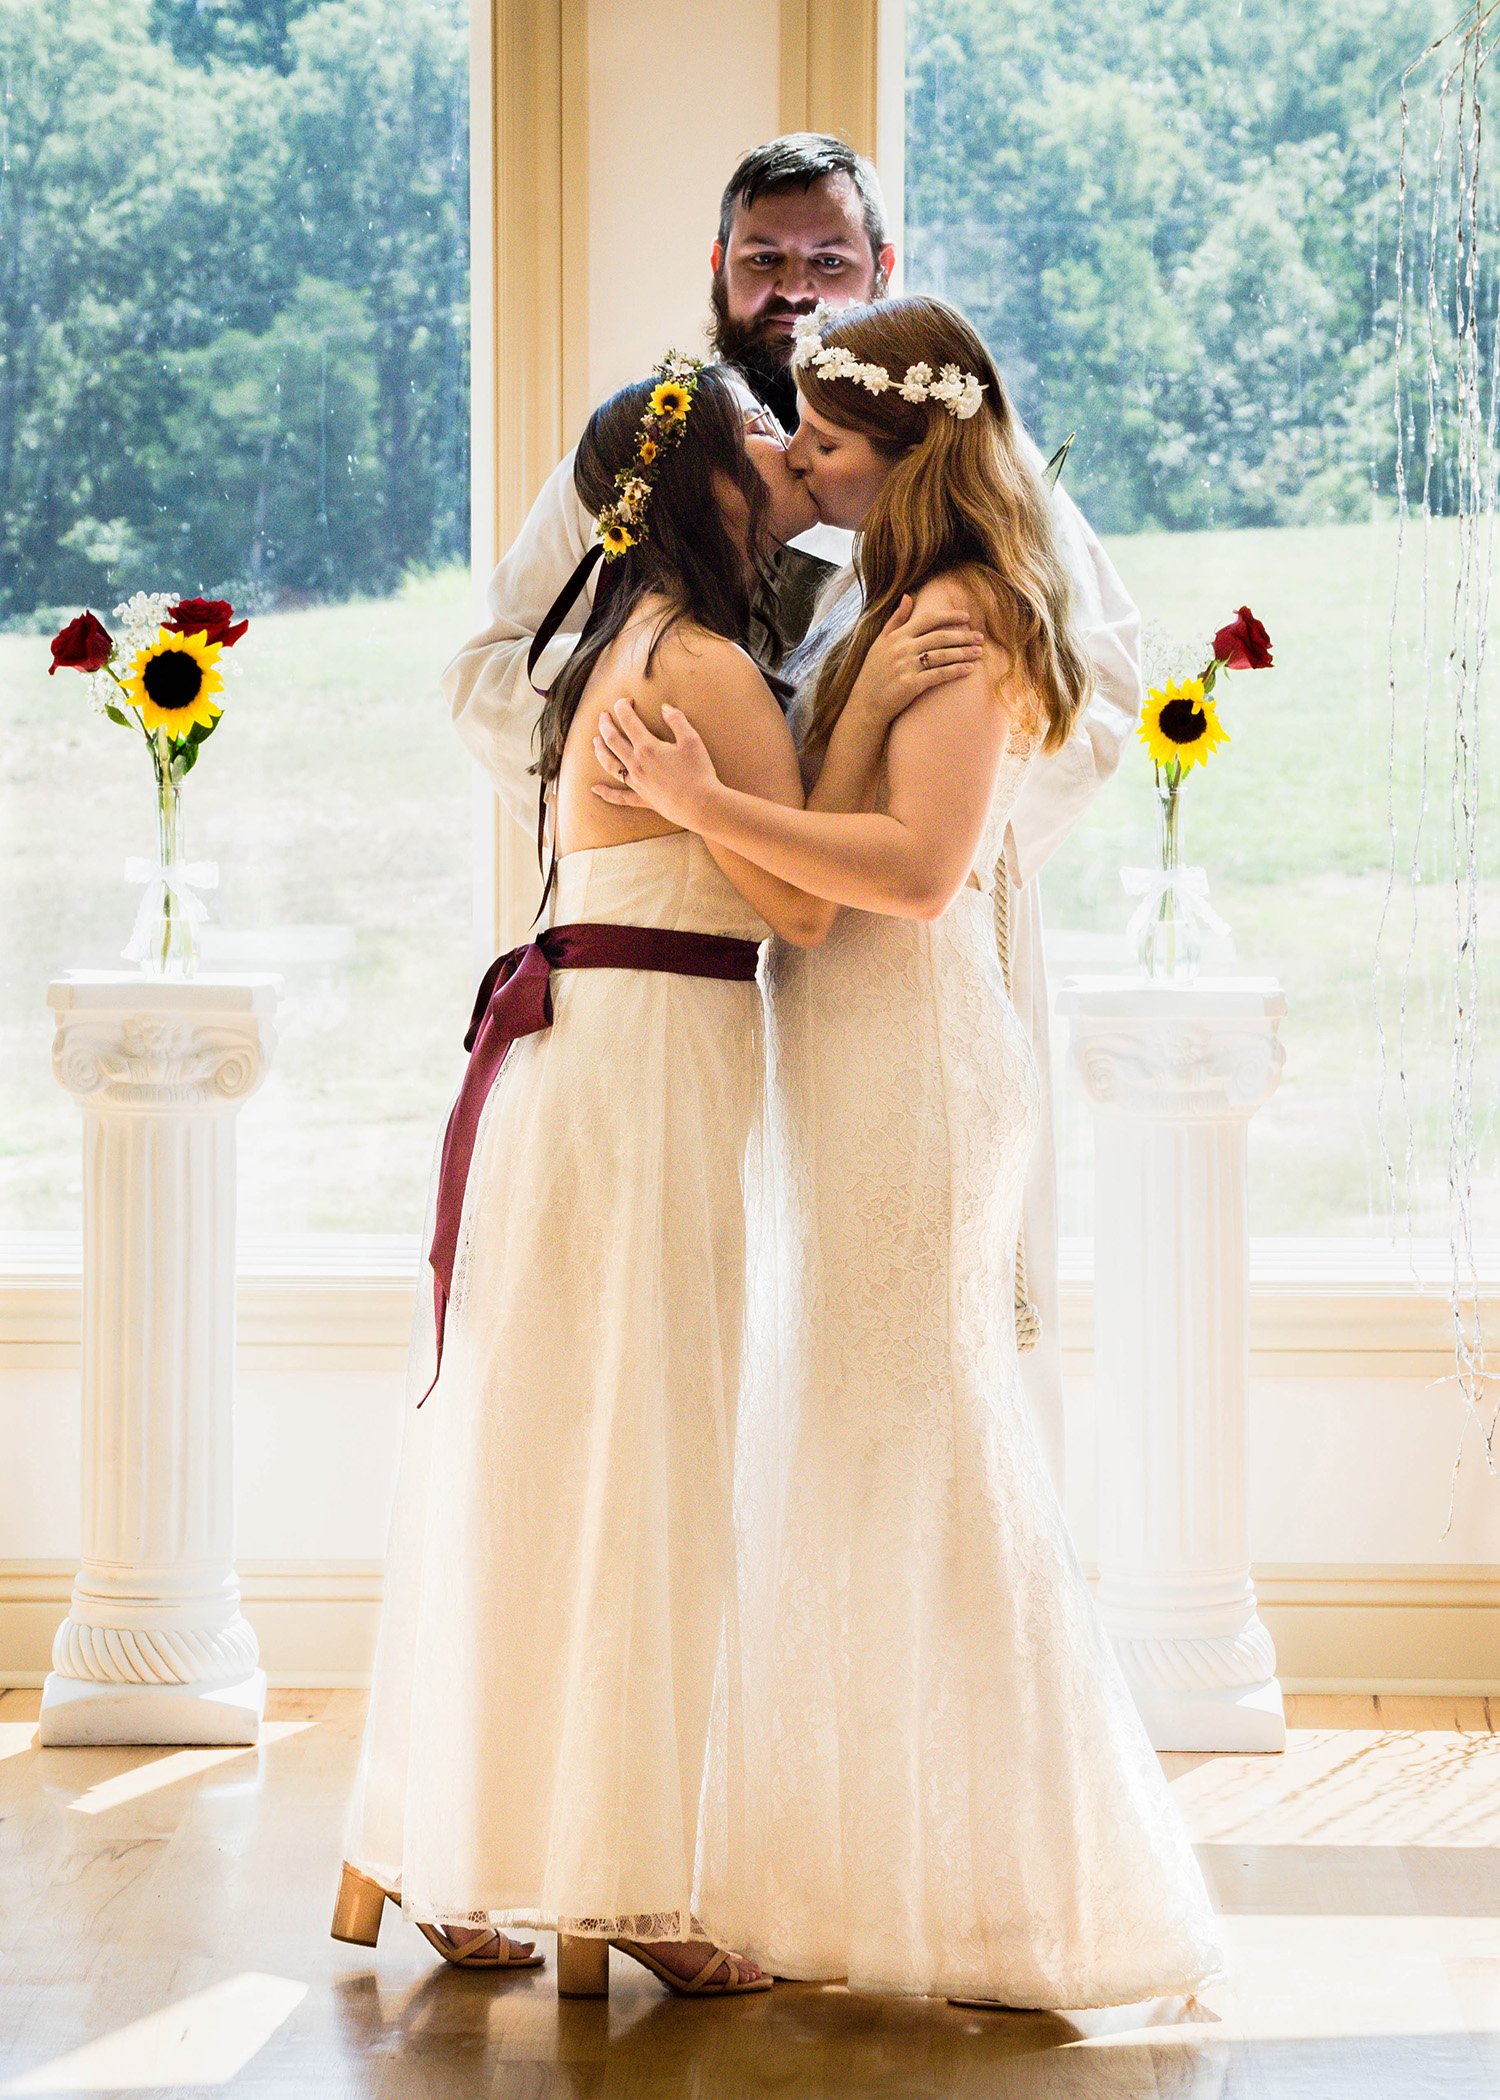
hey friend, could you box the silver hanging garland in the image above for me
[1386,2,1498,1523]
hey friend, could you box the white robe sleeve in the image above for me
[1002,484,1143,891]
[441,447,596,832]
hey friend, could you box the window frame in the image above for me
[2,0,1474,1308]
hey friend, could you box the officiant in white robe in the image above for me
[440,443,1142,1498]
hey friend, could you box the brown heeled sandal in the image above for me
[557,1931,771,1998]
[331,1862,545,1970]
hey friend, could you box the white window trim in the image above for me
[10,9,1477,1326]
[2,1233,1493,1380]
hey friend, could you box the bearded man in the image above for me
[442,131,1143,1499]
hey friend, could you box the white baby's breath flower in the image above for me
[112,589,176,660]
[84,668,121,718]
[857,363,892,393]
[1140,618,1200,694]
[113,590,173,638]
[953,375,986,420]
[113,589,173,626]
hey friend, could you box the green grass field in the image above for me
[3,520,1493,1244]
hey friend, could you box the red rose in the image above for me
[1213,605,1272,670]
[49,610,114,676]
[166,596,249,648]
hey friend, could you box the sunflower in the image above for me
[600,519,635,558]
[638,437,659,464]
[122,627,225,737]
[648,379,691,423]
[1138,677,1228,772]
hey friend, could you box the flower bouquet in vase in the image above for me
[1125,605,1272,981]
[49,594,249,978]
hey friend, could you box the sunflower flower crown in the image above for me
[595,353,706,560]
[789,303,986,421]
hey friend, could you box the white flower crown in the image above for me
[789,304,987,421]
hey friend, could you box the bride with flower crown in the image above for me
[594,295,1228,2008]
[329,356,964,1999]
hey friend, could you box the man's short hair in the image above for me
[717,133,890,263]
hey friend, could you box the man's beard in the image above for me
[708,272,805,431]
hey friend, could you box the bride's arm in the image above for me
[776,595,987,938]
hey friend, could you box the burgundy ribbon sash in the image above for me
[420,920,761,1403]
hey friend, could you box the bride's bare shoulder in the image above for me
[647,620,772,716]
[909,568,1041,741]
[910,564,999,634]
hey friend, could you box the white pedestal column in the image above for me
[1055,974,1288,1753]
[39,973,281,1747]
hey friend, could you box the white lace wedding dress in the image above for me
[343,831,770,1941]
[700,585,1228,2006]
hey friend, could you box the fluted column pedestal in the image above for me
[39,973,281,1747]
[1055,974,1288,1753]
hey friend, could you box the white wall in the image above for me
[582,0,782,405]
[3,1272,1496,1688]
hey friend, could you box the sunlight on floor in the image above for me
[1215,1913,1500,2042]
[1,1972,309,2093]
[1047,1994,1223,2045]
[0,1721,38,1762]
[1171,1727,1500,1847]
[65,1720,314,1816]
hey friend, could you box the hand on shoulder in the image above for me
[611,619,805,813]
[905,573,1015,695]
[911,571,1005,661]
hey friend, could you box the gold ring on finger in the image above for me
[920,649,930,668]
[618,764,628,781]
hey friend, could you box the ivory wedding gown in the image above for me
[701,585,1228,2006]
[343,830,770,1940]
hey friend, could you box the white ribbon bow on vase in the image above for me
[1119,864,1232,952]
[122,856,220,964]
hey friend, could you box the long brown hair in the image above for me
[795,296,1092,757]
[532,365,780,789]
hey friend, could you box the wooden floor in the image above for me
[1,1688,1497,2098]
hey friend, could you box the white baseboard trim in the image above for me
[0,1562,387,1692]
[2,1560,1495,1695]
[1275,1678,1498,1696]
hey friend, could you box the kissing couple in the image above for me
[331,133,1226,2010]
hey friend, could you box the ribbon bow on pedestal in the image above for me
[1120,864,1232,952]
[121,857,220,965]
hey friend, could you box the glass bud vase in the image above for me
[140,760,200,980]
[1138,775,1202,982]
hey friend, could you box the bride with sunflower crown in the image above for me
[329,351,969,1999]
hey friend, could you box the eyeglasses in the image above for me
[742,402,789,449]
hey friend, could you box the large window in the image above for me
[906,0,1499,1246]
[1,0,474,1242]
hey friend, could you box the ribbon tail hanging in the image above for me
[121,856,220,965]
